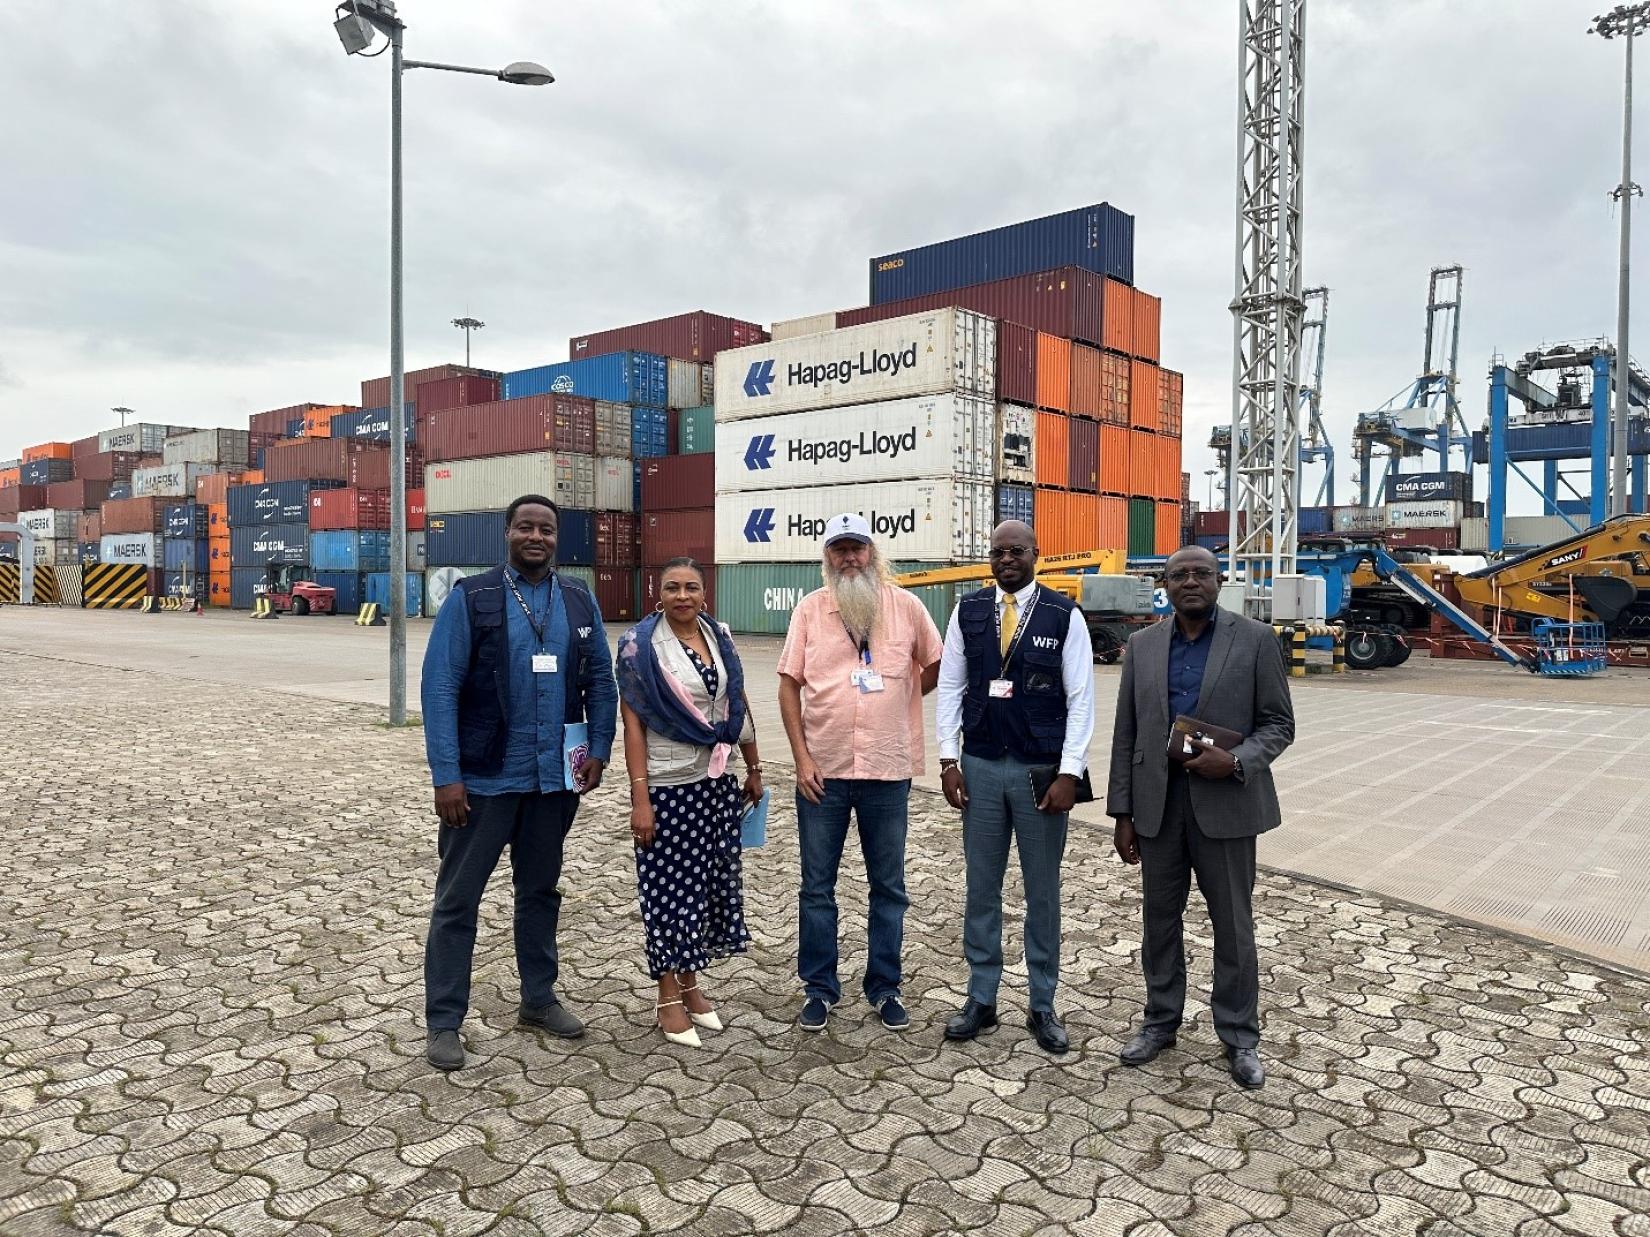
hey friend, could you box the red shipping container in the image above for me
[641,455,715,511]
[642,509,714,563]
[595,511,641,567]
[594,568,640,622]
[71,434,101,460]
[553,396,597,454]
[570,311,768,363]
[309,487,390,530]
[362,364,494,409]
[101,496,167,535]
[1384,527,1460,549]
[261,438,398,489]
[1068,418,1099,492]
[0,485,48,516]
[415,374,500,416]
[249,403,326,437]
[642,564,717,616]
[423,396,555,463]
[75,451,146,483]
[79,511,103,542]
[408,489,426,531]
[838,266,1109,348]
[997,321,1037,406]
[47,478,111,510]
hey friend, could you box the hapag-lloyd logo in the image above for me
[787,509,918,541]
[789,427,918,466]
[786,343,919,391]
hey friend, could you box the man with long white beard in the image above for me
[778,513,944,1033]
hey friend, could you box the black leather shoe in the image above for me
[519,1001,585,1038]
[944,999,998,1041]
[426,1030,464,1071]
[1226,1046,1265,1090]
[1026,1011,1069,1055]
[1119,1026,1177,1066]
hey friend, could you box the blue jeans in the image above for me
[796,778,911,1005]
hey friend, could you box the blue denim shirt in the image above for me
[421,566,615,793]
[1168,617,1214,721]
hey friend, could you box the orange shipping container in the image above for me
[1035,333,1071,412]
[1099,425,1130,495]
[1097,495,1128,551]
[0,467,18,488]
[1155,501,1183,555]
[1102,281,1135,357]
[1129,360,1161,431]
[208,568,232,608]
[1034,412,1070,487]
[240,469,264,486]
[23,442,73,463]
[1157,369,1185,437]
[207,502,229,534]
[1156,433,1185,501]
[301,406,343,438]
[1128,429,1157,497]
[1099,352,1131,426]
[194,469,246,506]
[1033,488,1099,557]
[1068,343,1102,420]
[1132,290,1162,363]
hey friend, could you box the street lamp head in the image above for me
[499,61,554,86]
[335,13,376,54]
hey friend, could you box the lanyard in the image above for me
[995,586,1038,673]
[505,570,551,647]
[841,619,872,667]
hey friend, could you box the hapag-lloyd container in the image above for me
[714,478,994,563]
[100,532,158,565]
[713,309,996,422]
[1386,500,1464,529]
[503,351,669,407]
[133,462,217,499]
[571,311,767,363]
[997,404,1035,483]
[715,393,996,493]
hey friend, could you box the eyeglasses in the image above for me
[1165,567,1218,583]
[989,545,1032,559]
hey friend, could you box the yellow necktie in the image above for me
[1000,594,1018,659]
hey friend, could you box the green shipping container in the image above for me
[716,561,970,636]
[1128,498,1156,557]
[679,405,715,455]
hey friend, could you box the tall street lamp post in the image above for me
[452,316,486,367]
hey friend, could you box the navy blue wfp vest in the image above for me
[453,566,597,778]
[960,583,1075,765]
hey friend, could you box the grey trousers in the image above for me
[960,753,1068,1012]
[1138,771,1260,1049]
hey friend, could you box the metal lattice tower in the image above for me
[1227,0,1307,618]
[1297,286,1333,508]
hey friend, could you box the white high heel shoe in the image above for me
[680,981,723,1032]
[656,999,702,1048]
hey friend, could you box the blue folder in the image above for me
[741,788,771,849]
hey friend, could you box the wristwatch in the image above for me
[940,758,960,771]
[1230,755,1245,782]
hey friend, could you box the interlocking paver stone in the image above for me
[5,650,1650,1235]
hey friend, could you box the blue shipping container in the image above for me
[630,406,670,458]
[869,202,1135,304]
[311,571,365,612]
[78,541,100,565]
[229,522,310,566]
[230,566,268,610]
[1195,534,1227,551]
[365,572,424,618]
[107,481,132,500]
[503,351,669,408]
[21,458,74,485]
[163,502,208,539]
[331,404,417,442]
[558,509,596,566]
[227,479,343,526]
[425,511,506,567]
[310,530,391,572]
[162,537,210,572]
[632,461,644,511]
[1299,506,1331,536]
[996,484,1034,527]
[162,571,207,600]
[286,417,305,437]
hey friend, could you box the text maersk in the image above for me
[787,510,917,541]
[789,427,918,465]
[786,343,919,391]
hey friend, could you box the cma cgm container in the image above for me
[425,511,507,567]
[570,311,768,363]
[228,480,344,526]
[714,478,994,563]
[715,393,996,493]
[843,267,1107,350]
[1386,472,1472,503]
[868,202,1134,302]
[714,309,997,421]
[330,406,416,443]
[163,503,209,538]
[20,458,74,485]
[229,523,310,565]
[503,351,668,407]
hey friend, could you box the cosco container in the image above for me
[100,532,158,565]
[228,480,343,527]
[18,508,79,539]
[846,267,1108,350]
[229,523,310,566]
[424,512,506,567]
[714,393,996,494]
[231,566,271,610]
[642,509,715,564]
[713,308,997,421]
[1386,501,1464,530]
[714,477,993,563]
[666,359,715,410]
[364,571,425,617]
[163,503,208,538]
[311,571,365,612]
[1386,471,1473,504]
[162,537,210,573]
[163,428,251,467]
[310,530,391,572]
[678,406,714,455]
[503,351,668,407]
[161,571,207,600]
[570,311,767,363]
[868,203,1134,301]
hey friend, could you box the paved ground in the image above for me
[4,646,1650,1234]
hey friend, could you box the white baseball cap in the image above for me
[823,512,872,547]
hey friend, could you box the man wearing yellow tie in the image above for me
[935,520,1095,1054]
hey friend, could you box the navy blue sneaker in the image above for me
[877,996,911,1031]
[798,997,832,1031]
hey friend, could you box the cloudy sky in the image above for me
[0,1,1638,511]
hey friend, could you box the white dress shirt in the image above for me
[936,580,1095,777]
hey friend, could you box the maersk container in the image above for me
[228,480,343,527]
[163,428,250,467]
[229,522,309,566]
[100,532,157,565]
[714,477,994,563]
[1332,506,1384,534]
[714,393,996,494]
[570,312,767,364]
[331,406,416,443]
[666,359,715,410]
[133,462,215,499]
[423,565,489,616]
[595,456,634,512]
[18,508,78,539]
[364,571,425,617]
[869,202,1134,302]
[311,530,391,572]
[311,571,365,612]
[713,309,997,422]
[678,405,714,455]
[503,351,669,408]
[162,537,210,572]
[595,401,632,457]
[558,509,596,566]
[163,503,209,539]
[425,512,506,567]
[996,484,1034,526]
[98,423,186,454]
[631,406,670,458]
[1386,500,1463,530]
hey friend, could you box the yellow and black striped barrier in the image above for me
[0,563,60,605]
[82,564,147,609]
[249,596,279,620]
[355,602,385,626]
[0,562,18,604]
[139,595,157,613]
[1273,623,1347,677]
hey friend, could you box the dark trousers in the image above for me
[1138,771,1260,1049]
[424,790,578,1030]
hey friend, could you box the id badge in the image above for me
[857,671,886,694]
[532,653,559,674]
[988,679,1015,699]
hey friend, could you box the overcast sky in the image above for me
[0,1,1639,512]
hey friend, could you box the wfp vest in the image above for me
[959,583,1075,765]
[453,566,596,778]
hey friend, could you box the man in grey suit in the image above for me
[1106,545,1295,1089]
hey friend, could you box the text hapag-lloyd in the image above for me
[790,427,918,465]
[785,343,919,391]
[788,510,917,540]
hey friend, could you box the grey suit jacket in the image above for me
[1105,607,1295,839]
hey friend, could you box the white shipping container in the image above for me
[98,423,188,454]
[714,477,995,564]
[667,359,714,411]
[100,532,157,565]
[714,308,996,421]
[1460,517,1488,552]
[554,452,595,511]
[1505,515,1585,547]
[595,456,634,512]
[407,531,426,571]
[424,452,556,514]
[133,462,215,498]
[1332,506,1385,533]
[770,312,837,341]
[997,404,1036,484]
[715,393,995,494]
[1386,500,1463,529]
[595,401,632,457]
[23,538,77,565]
[163,427,250,467]
[19,508,78,539]
[424,565,488,616]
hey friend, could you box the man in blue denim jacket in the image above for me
[420,494,618,1071]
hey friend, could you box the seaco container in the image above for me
[228,479,343,526]
[503,351,668,407]
[230,522,310,566]
[847,267,1110,351]
[868,202,1134,302]
[714,477,994,564]
[714,308,997,422]
[715,393,996,493]
[570,311,768,363]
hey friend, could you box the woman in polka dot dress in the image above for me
[617,558,762,1048]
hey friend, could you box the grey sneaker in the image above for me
[426,1029,464,1071]
[519,1001,585,1038]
